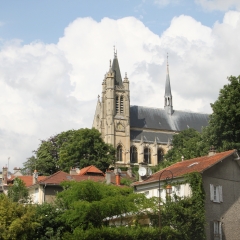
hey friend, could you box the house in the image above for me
[28,165,135,204]
[132,149,240,240]
[92,51,209,166]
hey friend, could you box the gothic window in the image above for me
[120,96,124,114]
[130,146,138,163]
[144,147,151,164]
[117,145,123,161]
[157,148,164,164]
[116,96,119,114]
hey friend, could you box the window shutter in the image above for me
[219,222,222,240]
[219,186,223,202]
[210,184,214,201]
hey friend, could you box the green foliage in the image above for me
[34,203,65,240]
[164,128,208,162]
[59,128,115,172]
[23,128,116,175]
[120,177,133,186]
[0,195,39,240]
[7,178,30,203]
[56,180,156,231]
[205,75,240,152]
[159,172,206,240]
[62,226,160,240]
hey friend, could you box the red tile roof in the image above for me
[31,171,106,186]
[36,171,69,186]
[79,165,104,176]
[16,176,47,187]
[133,150,236,186]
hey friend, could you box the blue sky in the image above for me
[0,0,240,170]
[0,0,225,44]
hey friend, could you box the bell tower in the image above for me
[93,49,130,165]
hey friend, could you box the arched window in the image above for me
[130,146,138,163]
[144,147,151,164]
[117,145,123,161]
[120,96,124,114]
[157,148,164,164]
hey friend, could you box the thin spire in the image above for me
[167,52,169,75]
[114,45,117,58]
[164,53,173,115]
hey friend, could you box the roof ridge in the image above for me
[37,170,67,184]
[130,105,210,115]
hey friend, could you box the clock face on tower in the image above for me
[138,167,146,177]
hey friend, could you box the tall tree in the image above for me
[205,75,240,152]
[23,128,115,175]
[164,128,208,162]
[59,128,115,172]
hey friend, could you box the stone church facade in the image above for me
[93,51,209,166]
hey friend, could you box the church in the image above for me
[92,51,209,166]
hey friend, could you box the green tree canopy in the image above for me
[7,178,30,203]
[0,195,39,240]
[56,180,157,231]
[205,75,240,152]
[164,128,208,162]
[23,128,115,175]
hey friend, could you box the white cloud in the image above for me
[1,12,240,170]
[195,0,240,11]
[154,0,180,7]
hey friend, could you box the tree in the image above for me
[56,180,156,232]
[7,178,30,203]
[205,75,240,152]
[0,195,39,240]
[164,128,208,162]
[59,128,115,172]
[23,128,115,175]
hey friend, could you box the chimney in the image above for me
[208,146,216,156]
[70,167,77,175]
[33,170,38,184]
[116,173,121,185]
[105,171,111,184]
[2,167,8,185]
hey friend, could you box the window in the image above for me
[213,221,222,240]
[117,145,123,161]
[144,147,151,164]
[130,146,138,163]
[210,184,223,203]
[157,148,164,163]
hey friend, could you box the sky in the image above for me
[1,0,240,171]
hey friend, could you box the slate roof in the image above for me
[130,105,209,134]
[111,54,122,86]
[133,149,236,186]
[165,64,172,97]
[130,130,173,144]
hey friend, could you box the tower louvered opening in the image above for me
[116,96,119,114]
[120,96,124,114]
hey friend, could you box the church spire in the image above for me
[111,46,123,86]
[164,53,173,115]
